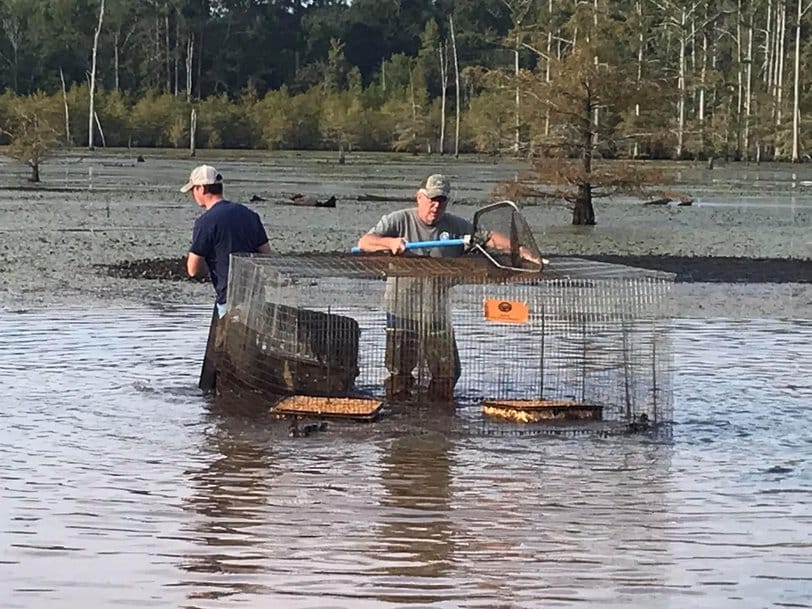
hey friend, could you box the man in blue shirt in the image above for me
[182,164,270,391]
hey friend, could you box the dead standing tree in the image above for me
[501,45,670,225]
[88,0,105,150]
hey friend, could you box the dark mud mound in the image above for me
[578,255,811,283]
[102,257,209,282]
[100,255,811,284]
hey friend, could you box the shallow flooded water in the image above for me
[1,306,810,608]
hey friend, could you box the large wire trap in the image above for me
[213,249,675,435]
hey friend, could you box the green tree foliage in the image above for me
[323,38,351,93]
[197,92,256,148]
[384,70,435,153]
[130,91,182,147]
[1,90,62,181]
[0,0,811,163]
[464,87,514,154]
[97,88,132,147]
[285,88,323,150]
[251,87,294,150]
[321,90,363,159]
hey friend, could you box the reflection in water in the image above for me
[179,407,279,602]
[376,416,456,584]
[0,308,810,608]
[444,439,676,607]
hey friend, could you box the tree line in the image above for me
[1,0,811,166]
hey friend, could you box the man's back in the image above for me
[191,200,268,303]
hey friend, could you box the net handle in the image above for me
[351,237,468,254]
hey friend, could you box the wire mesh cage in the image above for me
[215,251,675,434]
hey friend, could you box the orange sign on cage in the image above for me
[483,299,529,324]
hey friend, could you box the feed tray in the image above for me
[482,399,602,423]
[273,395,383,421]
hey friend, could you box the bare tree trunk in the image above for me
[94,112,106,148]
[502,1,533,154]
[186,34,194,101]
[744,13,754,160]
[112,25,135,93]
[574,95,595,226]
[514,34,521,154]
[690,14,696,77]
[736,0,743,122]
[450,15,461,158]
[699,11,708,155]
[59,67,72,146]
[791,0,810,161]
[765,0,774,87]
[710,21,722,154]
[165,13,171,94]
[174,18,180,95]
[190,107,197,157]
[88,0,105,150]
[676,8,687,158]
[592,0,599,142]
[409,69,418,152]
[197,28,204,99]
[633,0,644,158]
[439,40,448,155]
[153,17,160,91]
[573,184,595,225]
[114,32,120,90]
[777,2,786,131]
[545,28,552,137]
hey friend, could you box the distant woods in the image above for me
[1,0,811,162]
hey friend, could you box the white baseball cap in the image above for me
[180,165,222,193]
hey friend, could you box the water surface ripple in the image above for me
[1,307,809,608]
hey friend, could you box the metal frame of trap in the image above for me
[214,251,675,433]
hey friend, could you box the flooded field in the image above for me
[0,151,809,607]
[0,150,810,310]
[0,307,810,608]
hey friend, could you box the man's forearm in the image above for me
[357,233,406,255]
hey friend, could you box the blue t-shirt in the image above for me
[189,200,268,304]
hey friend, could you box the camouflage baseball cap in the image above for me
[419,174,451,199]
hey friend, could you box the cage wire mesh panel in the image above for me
[219,252,674,432]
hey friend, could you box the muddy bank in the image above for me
[104,254,812,284]
[104,257,208,282]
[578,255,812,283]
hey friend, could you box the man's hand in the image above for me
[387,237,407,255]
[518,246,547,267]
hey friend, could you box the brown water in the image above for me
[1,306,810,608]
